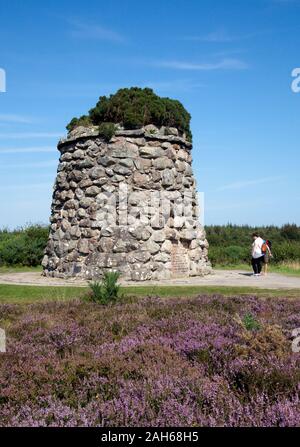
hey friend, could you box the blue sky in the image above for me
[0,0,299,228]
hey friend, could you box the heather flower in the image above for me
[0,294,299,427]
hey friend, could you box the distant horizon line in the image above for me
[0,222,299,231]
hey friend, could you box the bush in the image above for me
[66,115,92,132]
[243,313,261,331]
[224,245,249,264]
[0,225,49,267]
[98,122,116,142]
[66,87,192,141]
[281,224,300,241]
[209,245,250,266]
[272,242,300,264]
[206,224,300,266]
[88,271,121,305]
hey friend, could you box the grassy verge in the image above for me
[272,262,300,276]
[214,263,300,277]
[0,265,42,274]
[0,283,299,304]
[0,284,86,304]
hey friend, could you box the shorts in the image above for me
[263,253,270,264]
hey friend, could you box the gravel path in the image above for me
[0,270,300,290]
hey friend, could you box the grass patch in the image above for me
[273,262,300,277]
[214,263,300,277]
[0,283,299,304]
[0,284,86,304]
[0,265,42,274]
[125,285,300,299]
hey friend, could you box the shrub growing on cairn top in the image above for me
[66,87,192,141]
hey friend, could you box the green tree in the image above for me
[66,87,192,141]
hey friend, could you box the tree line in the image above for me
[0,224,299,267]
[206,224,300,265]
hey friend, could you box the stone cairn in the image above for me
[42,124,211,280]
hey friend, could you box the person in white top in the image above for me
[251,233,264,276]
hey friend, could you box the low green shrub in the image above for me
[243,313,261,331]
[66,115,92,132]
[209,245,250,266]
[206,224,300,266]
[67,87,192,141]
[0,225,49,267]
[280,223,300,241]
[98,122,116,141]
[271,242,300,263]
[88,271,121,305]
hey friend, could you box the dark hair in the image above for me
[252,232,259,238]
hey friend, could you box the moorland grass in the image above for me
[214,263,300,277]
[0,283,299,304]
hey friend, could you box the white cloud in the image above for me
[68,19,125,43]
[0,68,6,93]
[138,79,206,92]
[0,114,34,124]
[217,176,284,191]
[180,29,272,43]
[154,58,248,71]
[182,29,234,43]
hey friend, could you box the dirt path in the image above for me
[0,270,300,290]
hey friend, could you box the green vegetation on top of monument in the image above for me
[66,87,192,141]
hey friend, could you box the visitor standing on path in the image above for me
[251,233,265,276]
[262,239,273,276]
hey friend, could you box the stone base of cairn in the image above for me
[42,125,212,281]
